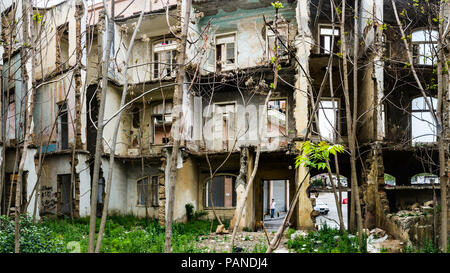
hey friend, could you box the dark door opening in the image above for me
[58,174,73,217]
[58,103,69,150]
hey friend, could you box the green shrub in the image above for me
[185,203,208,221]
[1,214,225,253]
[252,241,267,253]
[287,223,362,253]
[185,203,195,221]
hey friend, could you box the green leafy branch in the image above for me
[295,141,345,171]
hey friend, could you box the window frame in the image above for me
[266,97,288,139]
[411,96,437,144]
[316,97,340,141]
[214,32,237,72]
[152,39,177,80]
[266,24,289,61]
[212,101,237,151]
[411,28,438,66]
[204,173,237,209]
[317,24,340,55]
[57,101,69,150]
[136,176,150,207]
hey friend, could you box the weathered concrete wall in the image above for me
[173,157,199,221]
[196,86,295,152]
[38,154,72,216]
[33,71,77,149]
[191,3,297,74]
[24,148,38,217]
[76,153,91,217]
[102,84,130,155]
[34,1,77,80]
[101,158,127,214]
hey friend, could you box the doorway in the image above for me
[263,179,289,231]
[58,174,73,217]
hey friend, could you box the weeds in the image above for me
[1,214,224,253]
[287,223,364,253]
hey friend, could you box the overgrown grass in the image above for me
[1,214,224,253]
[287,223,366,253]
[402,238,450,253]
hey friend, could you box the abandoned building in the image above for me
[0,0,449,247]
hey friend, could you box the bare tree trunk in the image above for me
[88,0,115,253]
[437,1,448,252]
[339,0,363,237]
[165,0,191,253]
[94,0,147,252]
[266,171,310,253]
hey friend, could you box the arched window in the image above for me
[205,175,236,208]
[411,96,437,144]
[411,29,438,65]
[384,173,396,187]
[153,40,177,79]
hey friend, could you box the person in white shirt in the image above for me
[270,199,276,218]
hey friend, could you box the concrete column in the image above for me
[296,163,313,229]
[294,0,312,138]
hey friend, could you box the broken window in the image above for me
[213,103,235,151]
[153,40,177,79]
[267,99,287,138]
[411,96,437,144]
[215,34,236,72]
[319,26,339,54]
[412,29,438,65]
[317,99,339,141]
[58,102,69,150]
[137,177,149,206]
[266,25,288,61]
[205,175,236,208]
[152,102,172,145]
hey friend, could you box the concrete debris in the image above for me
[215,224,229,234]
[369,228,386,238]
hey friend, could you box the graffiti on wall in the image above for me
[41,186,57,213]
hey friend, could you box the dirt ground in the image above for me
[194,231,289,253]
